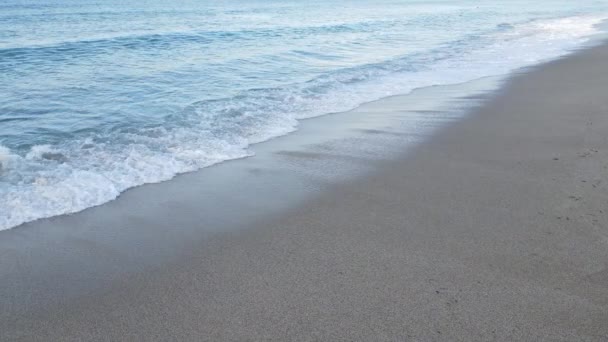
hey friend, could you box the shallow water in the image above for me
[1,0,608,230]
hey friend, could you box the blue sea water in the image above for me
[1,0,607,230]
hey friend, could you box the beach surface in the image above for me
[2,42,608,341]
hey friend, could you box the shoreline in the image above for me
[0,73,502,232]
[2,24,606,232]
[0,72,501,324]
[2,40,608,340]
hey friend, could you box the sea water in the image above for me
[1,0,607,230]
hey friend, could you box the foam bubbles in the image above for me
[26,145,68,163]
[0,145,12,171]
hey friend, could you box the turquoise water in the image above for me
[1,0,607,230]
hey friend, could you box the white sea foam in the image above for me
[0,13,607,231]
[0,145,12,171]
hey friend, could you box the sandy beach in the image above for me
[2,41,608,341]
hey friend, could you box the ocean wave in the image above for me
[0,13,607,230]
[0,19,394,62]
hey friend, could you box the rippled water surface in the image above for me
[1,0,608,230]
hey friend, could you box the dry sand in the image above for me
[2,43,608,341]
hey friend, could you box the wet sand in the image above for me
[2,43,608,341]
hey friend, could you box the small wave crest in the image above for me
[497,23,515,30]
